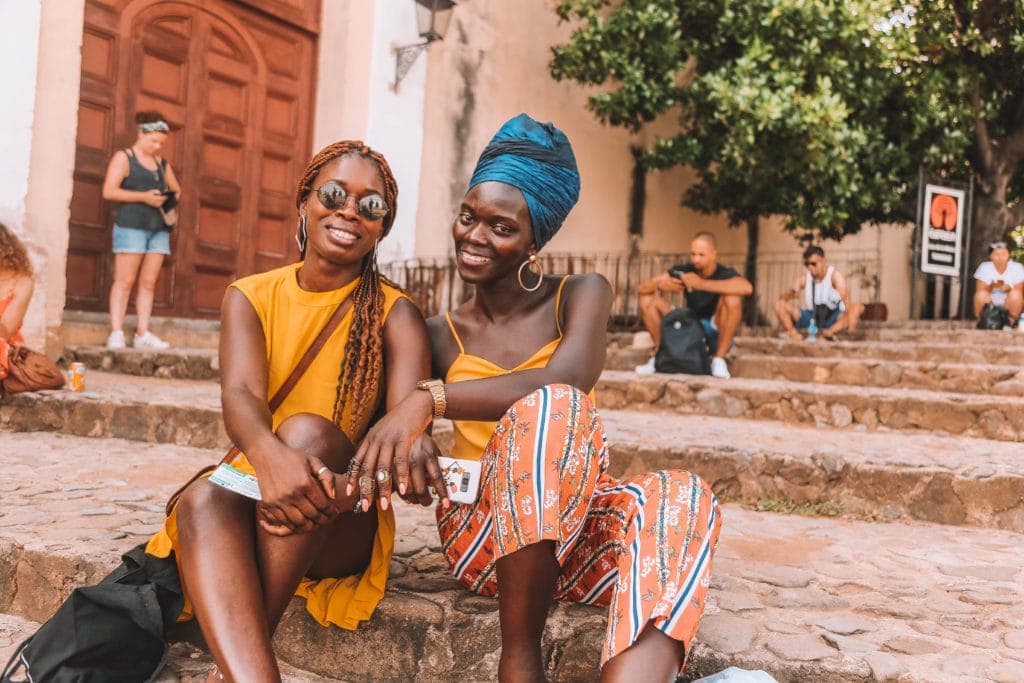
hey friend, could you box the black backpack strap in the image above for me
[0,635,32,681]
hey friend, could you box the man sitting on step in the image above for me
[774,245,865,342]
[973,240,1024,330]
[635,232,752,378]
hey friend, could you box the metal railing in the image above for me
[380,248,882,329]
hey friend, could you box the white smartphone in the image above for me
[437,456,482,505]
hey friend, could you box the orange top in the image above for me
[0,291,25,344]
[444,276,595,460]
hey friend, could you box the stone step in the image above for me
[597,370,1024,442]
[732,336,1024,366]
[4,375,1022,532]
[729,354,1024,396]
[59,310,220,350]
[62,345,219,380]
[603,411,1024,532]
[2,433,1022,681]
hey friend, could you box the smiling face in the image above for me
[301,154,387,266]
[453,181,534,284]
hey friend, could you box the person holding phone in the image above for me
[973,241,1024,329]
[349,115,721,682]
[774,245,865,341]
[635,232,752,378]
[101,110,181,349]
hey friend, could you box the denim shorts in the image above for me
[797,307,842,330]
[699,317,734,355]
[112,224,171,255]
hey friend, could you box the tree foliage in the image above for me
[550,0,1024,258]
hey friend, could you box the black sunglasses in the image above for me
[315,181,389,221]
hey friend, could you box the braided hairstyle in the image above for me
[295,141,399,436]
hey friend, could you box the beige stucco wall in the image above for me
[313,1,376,149]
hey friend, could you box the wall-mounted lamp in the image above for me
[392,0,456,92]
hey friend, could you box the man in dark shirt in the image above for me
[635,232,753,378]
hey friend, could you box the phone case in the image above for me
[437,456,482,505]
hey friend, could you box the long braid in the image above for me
[295,141,400,437]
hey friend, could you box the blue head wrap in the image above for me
[468,114,580,250]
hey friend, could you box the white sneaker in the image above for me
[635,356,656,375]
[710,357,730,379]
[106,330,126,349]
[134,331,170,349]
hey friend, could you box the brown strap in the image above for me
[268,294,354,413]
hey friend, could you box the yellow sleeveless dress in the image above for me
[445,276,594,461]
[146,262,405,630]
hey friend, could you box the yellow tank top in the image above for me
[445,276,595,461]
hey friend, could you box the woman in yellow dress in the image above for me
[146,141,447,682]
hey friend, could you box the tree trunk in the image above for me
[743,216,760,326]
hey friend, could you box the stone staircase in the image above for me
[1,321,1023,681]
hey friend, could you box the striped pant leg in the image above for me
[555,470,721,669]
[437,384,607,595]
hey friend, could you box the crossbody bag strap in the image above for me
[267,294,355,413]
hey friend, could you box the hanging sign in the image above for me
[920,184,966,277]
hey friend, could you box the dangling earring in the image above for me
[517,253,544,292]
[294,215,307,256]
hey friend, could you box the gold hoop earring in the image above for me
[517,254,544,292]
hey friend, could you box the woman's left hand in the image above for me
[396,434,449,507]
[348,390,443,512]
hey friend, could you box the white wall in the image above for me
[0,1,41,235]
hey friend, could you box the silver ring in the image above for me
[316,466,330,477]
[376,469,390,485]
[359,476,375,496]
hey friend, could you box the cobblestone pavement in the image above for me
[2,432,1023,681]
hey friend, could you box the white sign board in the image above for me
[920,184,966,277]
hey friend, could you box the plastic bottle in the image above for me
[806,316,818,342]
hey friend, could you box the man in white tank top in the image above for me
[774,246,865,341]
[973,241,1024,328]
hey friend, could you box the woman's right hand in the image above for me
[251,442,337,534]
[141,189,166,207]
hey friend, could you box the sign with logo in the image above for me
[920,184,966,277]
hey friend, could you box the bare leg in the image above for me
[974,289,993,318]
[846,303,864,333]
[134,252,165,336]
[1006,288,1023,324]
[600,624,683,683]
[713,294,742,358]
[109,253,142,332]
[773,298,802,341]
[495,540,560,683]
[637,293,673,347]
[176,414,374,683]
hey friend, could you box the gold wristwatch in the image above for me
[416,378,447,419]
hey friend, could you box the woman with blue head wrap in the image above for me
[354,114,721,680]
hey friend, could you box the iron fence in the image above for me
[380,248,882,329]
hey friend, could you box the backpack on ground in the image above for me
[0,544,183,683]
[977,303,1009,330]
[655,307,711,375]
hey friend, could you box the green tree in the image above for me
[550,1,1024,314]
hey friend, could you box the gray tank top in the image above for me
[114,149,167,231]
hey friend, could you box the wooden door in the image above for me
[66,0,319,318]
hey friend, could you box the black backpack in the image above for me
[1,545,183,683]
[654,308,711,375]
[977,303,1009,330]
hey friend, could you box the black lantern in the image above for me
[393,0,457,90]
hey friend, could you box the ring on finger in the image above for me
[316,465,330,477]
[376,469,390,485]
[358,476,375,496]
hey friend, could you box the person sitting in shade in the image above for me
[774,245,865,341]
[634,232,752,378]
[973,240,1024,329]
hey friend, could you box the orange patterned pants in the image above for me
[437,384,721,668]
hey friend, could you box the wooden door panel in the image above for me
[68,0,316,317]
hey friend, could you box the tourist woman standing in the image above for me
[101,110,181,349]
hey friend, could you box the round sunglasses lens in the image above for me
[317,182,347,209]
[358,195,389,220]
